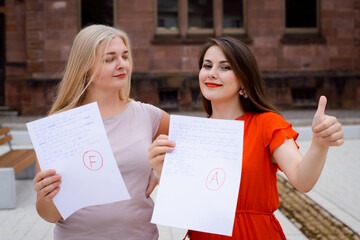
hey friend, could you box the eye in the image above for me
[202,63,212,69]
[220,65,231,71]
[104,57,114,63]
[122,55,129,61]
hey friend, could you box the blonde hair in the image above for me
[49,24,133,115]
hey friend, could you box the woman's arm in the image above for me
[33,161,62,223]
[145,110,171,194]
[150,110,171,176]
[273,96,344,192]
[155,110,170,137]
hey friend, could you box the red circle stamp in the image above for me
[83,150,103,171]
[206,168,226,191]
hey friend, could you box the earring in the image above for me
[239,88,248,99]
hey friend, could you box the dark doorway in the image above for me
[81,0,114,27]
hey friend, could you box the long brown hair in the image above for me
[198,36,279,116]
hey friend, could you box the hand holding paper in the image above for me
[151,115,244,236]
[27,102,130,220]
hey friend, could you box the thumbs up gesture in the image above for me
[312,96,344,147]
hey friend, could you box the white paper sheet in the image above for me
[151,115,244,236]
[26,102,130,220]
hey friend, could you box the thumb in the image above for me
[315,95,327,117]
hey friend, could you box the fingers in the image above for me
[313,116,339,134]
[315,95,327,117]
[319,131,345,146]
[313,115,344,147]
[33,169,61,201]
[148,134,175,160]
[148,145,175,160]
[149,135,175,149]
[148,134,175,176]
[312,96,327,131]
[33,169,55,185]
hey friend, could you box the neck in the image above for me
[81,90,128,118]
[210,98,245,120]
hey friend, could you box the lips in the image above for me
[113,73,126,79]
[205,82,222,88]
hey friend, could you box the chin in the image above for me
[202,93,217,102]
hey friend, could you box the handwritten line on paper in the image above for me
[151,114,244,236]
[27,102,130,219]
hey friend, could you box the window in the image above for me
[223,0,245,35]
[156,0,179,35]
[291,88,316,107]
[155,0,245,38]
[284,0,319,34]
[159,90,178,110]
[80,0,114,27]
[188,0,214,34]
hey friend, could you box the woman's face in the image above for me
[199,45,242,104]
[88,36,131,93]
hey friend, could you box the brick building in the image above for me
[1,0,360,115]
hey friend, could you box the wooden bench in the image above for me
[0,126,37,209]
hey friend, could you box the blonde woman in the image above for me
[33,25,169,239]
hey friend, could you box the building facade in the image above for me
[2,0,360,115]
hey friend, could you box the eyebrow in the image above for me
[105,50,129,56]
[203,59,229,64]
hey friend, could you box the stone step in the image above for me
[0,106,18,116]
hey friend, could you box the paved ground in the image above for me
[0,108,359,239]
[0,173,307,240]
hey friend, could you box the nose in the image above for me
[116,57,125,70]
[209,67,217,79]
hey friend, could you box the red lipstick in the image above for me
[205,82,222,88]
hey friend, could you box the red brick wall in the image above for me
[6,0,26,80]
[5,0,77,114]
[25,0,77,77]
[119,0,359,72]
[4,0,360,114]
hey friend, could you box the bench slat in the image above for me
[0,126,37,175]
[0,127,10,135]
[0,134,12,145]
[0,149,37,174]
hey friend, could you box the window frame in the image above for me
[283,0,320,34]
[154,0,246,39]
[187,0,215,36]
[154,0,180,36]
[222,0,246,35]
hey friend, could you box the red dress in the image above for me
[188,112,299,240]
